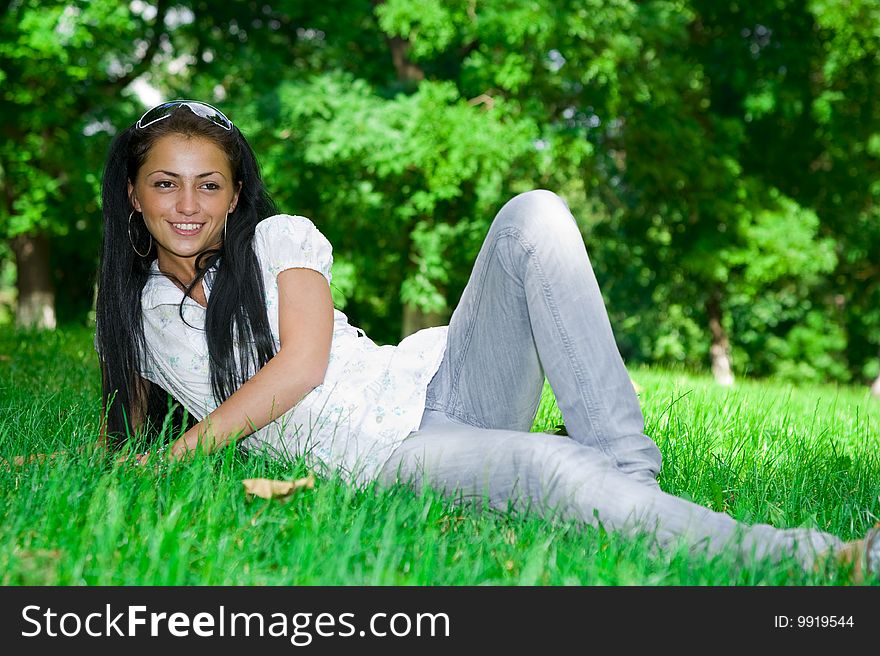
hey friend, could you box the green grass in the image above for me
[1,326,879,585]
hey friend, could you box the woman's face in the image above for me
[128,133,240,274]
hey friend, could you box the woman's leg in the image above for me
[397,189,843,569]
[379,409,843,569]
[425,189,661,486]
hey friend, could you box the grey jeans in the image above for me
[378,189,844,570]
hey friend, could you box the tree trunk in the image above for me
[11,233,56,330]
[387,36,425,83]
[402,302,448,339]
[707,291,734,386]
[385,24,441,339]
[871,373,880,399]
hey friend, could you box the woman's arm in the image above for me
[167,267,334,460]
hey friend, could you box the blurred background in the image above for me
[1,0,878,393]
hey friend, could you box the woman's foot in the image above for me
[832,523,880,583]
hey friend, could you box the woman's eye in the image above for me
[154,180,174,189]
[202,182,221,190]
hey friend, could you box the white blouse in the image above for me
[102,214,448,484]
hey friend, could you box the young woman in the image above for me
[94,100,878,580]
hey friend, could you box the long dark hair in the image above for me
[96,105,278,448]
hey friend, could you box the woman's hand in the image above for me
[166,426,228,461]
[115,446,172,470]
[167,433,198,461]
[115,452,150,466]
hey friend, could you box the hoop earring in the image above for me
[128,211,153,258]
[223,211,229,245]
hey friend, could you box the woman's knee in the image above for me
[494,189,577,241]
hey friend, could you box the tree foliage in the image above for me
[1,0,878,388]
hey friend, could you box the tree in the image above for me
[4,0,878,393]
[0,0,171,328]
[137,0,541,342]
[688,0,880,387]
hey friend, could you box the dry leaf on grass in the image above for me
[16,548,63,564]
[11,548,63,584]
[13,548,64,570]
[242,474,315,500]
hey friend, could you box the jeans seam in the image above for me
[502,226,614,459]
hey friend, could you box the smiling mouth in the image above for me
[169,222,205,235]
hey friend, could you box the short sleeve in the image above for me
[253,214,333,284]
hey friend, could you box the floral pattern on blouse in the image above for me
[99,214,448,485]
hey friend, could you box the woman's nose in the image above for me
[176,186,200,215]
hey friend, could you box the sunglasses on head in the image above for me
[136,100,234,131]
